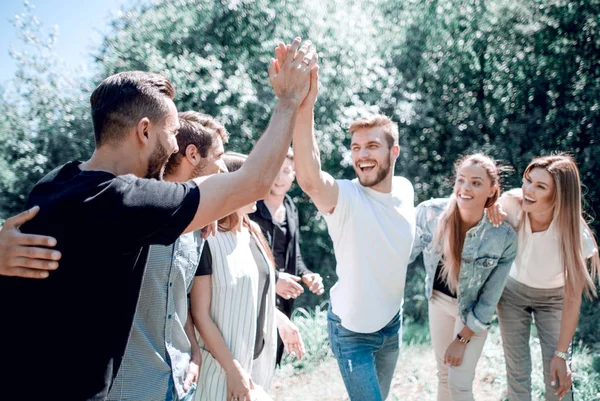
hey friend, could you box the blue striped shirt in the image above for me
[108,231,203,401]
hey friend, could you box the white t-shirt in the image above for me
[503,197,597,289]
[324,176,416,333]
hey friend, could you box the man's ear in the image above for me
[392,144,400,159]
[135,117,151,144]
[185,144,199,165]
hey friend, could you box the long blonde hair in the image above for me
[434,154,502,292]
[524,154,598,299]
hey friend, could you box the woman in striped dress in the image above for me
[191,152,305,401]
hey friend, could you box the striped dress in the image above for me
[194,228,277,401]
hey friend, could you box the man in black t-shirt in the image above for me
[0,38,317,401]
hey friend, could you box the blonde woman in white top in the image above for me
[488,154,599,401]
[191,153,305,401]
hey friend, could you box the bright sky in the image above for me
[0,0,127,84]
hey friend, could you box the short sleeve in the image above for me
[582,226,598,259]
[97,175,200,249]
[323,179,355,226]
[195,242,213,276]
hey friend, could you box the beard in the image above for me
[145,140,170,180]
[356,154,392,188]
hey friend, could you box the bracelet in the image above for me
[554,350,568,360]
[456,333,470,344]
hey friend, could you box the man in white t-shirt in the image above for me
[290,64,415,400]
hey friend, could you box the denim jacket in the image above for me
[409,198,518,333]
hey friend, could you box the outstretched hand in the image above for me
[273,41,319,111]
[268,38,318,109]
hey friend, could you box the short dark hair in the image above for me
[90,71,175,147]
[163,111,229,176]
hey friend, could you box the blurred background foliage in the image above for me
[1,0,599,343]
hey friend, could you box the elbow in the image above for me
[295,173,318,194]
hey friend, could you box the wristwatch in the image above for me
[554,350,568,360]
[456,333,470,344]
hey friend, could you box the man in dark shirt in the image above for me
[250,148,324,364]
[0,38,316,401]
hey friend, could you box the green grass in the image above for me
[276,306,600,400]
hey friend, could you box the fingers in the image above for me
[292,40,311,68]
[307,52,318,69]
[285,37,302,65]
[268,58,277,85]
[4,206,40,228]
[290,274,302,282]
[183,373,192,391]
[2,266,51,279]
[16,232,57,248]
[14,244,61,261]
[10,256,59,271]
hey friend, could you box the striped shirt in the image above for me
[194,228,277,400]
[109,230,203,401]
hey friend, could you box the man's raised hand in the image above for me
[268,38,317,109]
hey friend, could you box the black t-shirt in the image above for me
[196,242,213,276]
[0,161,200,401]
[272,217,288,271]
[433,261,457,298]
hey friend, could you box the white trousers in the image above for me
[429,290,488,401]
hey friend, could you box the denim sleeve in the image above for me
[409,202,429,264]
[467,227,518,333]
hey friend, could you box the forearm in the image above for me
[194,315,239,374]
[295,241,312,276]
[557,293,582,353]
[184,311,200,357]
[275,308,290,328]
[458,326,475,341]
[240,102,298,192]
[293,107,323,191]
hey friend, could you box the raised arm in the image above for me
[290,60,339,214]
[184,38,316,233]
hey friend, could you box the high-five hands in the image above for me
[273,41,319,111]
[268,38,318,109]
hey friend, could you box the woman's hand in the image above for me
[444,338,467,367]
[485,202,507,227]
[278,318,306,360]
[550,355,573,400]
[226,360,254,401]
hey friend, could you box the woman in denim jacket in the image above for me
[409,154,518,401]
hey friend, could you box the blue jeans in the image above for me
[327,305,401,401]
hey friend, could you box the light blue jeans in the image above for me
[327,305,401,401]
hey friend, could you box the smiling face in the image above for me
[350,126,398,189]
[454,163,497,213]
[521,167,556,214]
[270,157,295,196]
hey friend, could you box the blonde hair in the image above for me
[434,154,502,292]
[524,154,598,299]
[349,114,399,148]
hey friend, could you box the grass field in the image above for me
[270,305,600,401]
